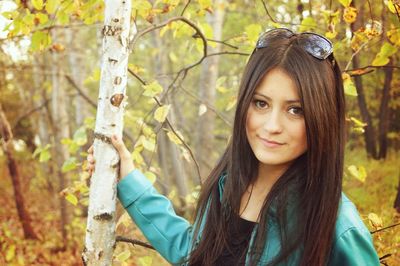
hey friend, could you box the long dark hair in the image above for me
[188,33,346,266]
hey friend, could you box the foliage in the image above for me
[0,0,399,264]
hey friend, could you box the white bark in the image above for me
[82,0,133,265]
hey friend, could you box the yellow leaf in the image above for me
[6,244,15,262]
[387,0,400,13]
[343,6,357,24]
[144,171,156,184]
[46,0,60,14]
[342,73,357,96]
[115,250,131,262]
[154,105,171,123]
[339,0,352,7]
[368,213,383,229]
[143,81,163,97]
[32,0,44,10]
[350,117,367,127]
[142,137,156,151]
[65,193,78,206]
[347,165,367,182]
[167,130,183,145]
[116,212,131,229]
[299,17,317,32]
[245,24,262,45]
[387,28,400,46]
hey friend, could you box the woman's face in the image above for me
[246,67,307,172]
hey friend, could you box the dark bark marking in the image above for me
[93,212,113,221]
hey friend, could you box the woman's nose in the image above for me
[263,110,283,134]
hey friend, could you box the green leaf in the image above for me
[32,0,44,10]
[347,165,367,183]
[62,157,78,173]
[73,127,87,146]
[372,42,397,66]
[142,81,163,97]
[39,149,51,162]
[46,0,60,14]
[245,24,262,45]
[142,137,156,151]
[138,256,153,266]
[154,105,171,123]
[65,193,78,206]
[30,31,51,51]
[115,250,131,262]
[299,17,317,32]
[36,13,49,24]
[166,130,183,145]
[84,116,95,129]
[198,0,212,9]
[5,244,16,262]
[344,78,357,96]
[339,0,352,7]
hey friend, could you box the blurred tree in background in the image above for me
[0,0,399,265]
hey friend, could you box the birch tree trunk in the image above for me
[82,0,133,265]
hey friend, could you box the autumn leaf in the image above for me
[65,193,78,206]
[45,0,60,14]
[347,165,367,183]
[339,0,352,7]
[142,81,163,97]
[372,42,398,66]
[144,171,156,184]
[32,0,44,11]
[342,73,357,96]
[115,250,131,262]
[343,7,357,24]
[154,105,171,123]
[368,213,383,229]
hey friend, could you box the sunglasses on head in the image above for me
[255,28,333,60]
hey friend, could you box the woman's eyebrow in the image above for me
[253,93,301,104]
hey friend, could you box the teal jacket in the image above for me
[117,170,380,265]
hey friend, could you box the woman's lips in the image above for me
[258,136,284,148]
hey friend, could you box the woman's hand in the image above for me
[86,134,135,180]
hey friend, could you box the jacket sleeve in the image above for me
[117,169,193,265]
[328,227,380,266]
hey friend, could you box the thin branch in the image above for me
[260,0,277,23]
[197,37,239,49]
[127,69,202,184]
[370,222,400,234]
[12,98,50,130]
[180,0,192,16]
[0,23,100,43]
[116,236,155,250]
[65,75,97,108]
[179,85,232,126]
[344,64,400,76]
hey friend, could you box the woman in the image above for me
[87,28,380,265]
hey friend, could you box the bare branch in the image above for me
[260,0,277,23]
[180,0,192,16]
[370,222,400,234]
[116,235,155,250]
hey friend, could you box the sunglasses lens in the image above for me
[298,34,333,59]
[255,29,333,60]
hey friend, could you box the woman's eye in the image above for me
[254,100,268,109]
[288,106,303,116]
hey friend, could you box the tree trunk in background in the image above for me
[51,29,71,250]
[350,0,378,159]
[0,103,38,240]
[196,0,226,182]
[394,168,400,213]
[82,0,133,264]
[378,58,393,159]
[33,55,54,193]
[152,29,172,195]
[67,29,87,128]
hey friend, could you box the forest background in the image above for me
[0,0,399,265]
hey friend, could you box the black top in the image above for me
[214,215,257,266]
